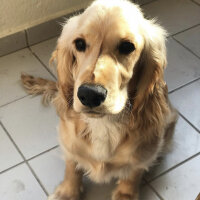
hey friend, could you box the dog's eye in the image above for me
[118,41,135,55]
[74,38,86,52]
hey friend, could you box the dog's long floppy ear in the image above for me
[50,16,79,111]
[130,19,168,128]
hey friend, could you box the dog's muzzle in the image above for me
[77,84,107,108]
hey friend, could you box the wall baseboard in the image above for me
[0,0,151,57]
[0,9,83,57]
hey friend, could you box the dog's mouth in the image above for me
[83,110,105,118]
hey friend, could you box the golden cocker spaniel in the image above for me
[21,0,178,199]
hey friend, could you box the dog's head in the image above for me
[53,0,167,118]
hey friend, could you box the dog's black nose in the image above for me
[77,84,107,108]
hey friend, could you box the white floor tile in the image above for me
[174,25,200,57]
[30,38,58,77]
[169,79,200,131]
[1,1,200,200]
[0,48,54,106]
[146,116,200,180]
[29,147,115,199]
[0,164,46,200]
[29,148,65,194]
[0,125,23,172]
[151,155,200,200]
[165,38,200,92]
[29,148,153,200]
[142,0,200,35]
[0,96,59,159]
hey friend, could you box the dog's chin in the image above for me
[83,111,105,118]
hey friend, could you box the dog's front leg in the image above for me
[112,169,144,200]
[48,160,83,200]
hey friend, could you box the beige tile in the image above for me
[30,37,58,77]
[0,125,23,172]
[174,25,200,57]
[164,38,200,92]
[142,0,200,35]
[0,96,59,159]
[151,155,200,200]
[0,31,26,57]
[0,48,55,107]
[169,79,200,130]
[0,164,46,200]
[146,116,200,180]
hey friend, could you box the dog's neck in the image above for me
[82,114,127,161]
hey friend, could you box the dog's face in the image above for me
[55,0,167,118]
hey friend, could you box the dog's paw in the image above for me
[47,193,78,200]
[112,189,138,200]
[47,182,81,200]
[47,194,60,200]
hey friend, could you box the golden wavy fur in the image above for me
[21,0,178,199]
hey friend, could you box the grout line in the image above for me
[172,23,200,37]
[27,145,59,162]
[28,46,57,80]
[191,0,200,6]
[0,121,27,162]
[147,152,200,183]
[0,47,28,58]
[168,77,200,94]
[0,8,85,58]
[0,95,29,108]
[0,36,59,59]
[25,29,57,81]
[0,9,198,59]
[24,29,29,47]
[172,36,200,59]
[0,34,58,59]
[0,145,59,175]
[142,179,164,199]
[0,121,49,196]
[25,29,59,48]
[28,34,60,47]
[26,162,50,196]
[146,182,165,200]
[0,161,25,175]
[178,112,200,134]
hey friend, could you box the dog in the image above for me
[21,0,178,199]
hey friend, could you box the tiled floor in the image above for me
[0,0,200,200]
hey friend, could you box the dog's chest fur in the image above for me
[86,117,125,161]
[60,115,137,183]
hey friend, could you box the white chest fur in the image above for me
[86,117,124,161]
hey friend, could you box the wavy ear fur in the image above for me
[50,16,79,116]
[129,19,169,130]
